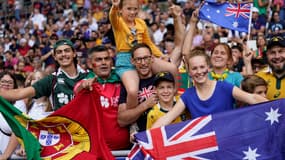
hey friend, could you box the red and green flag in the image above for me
[0,84,114,159]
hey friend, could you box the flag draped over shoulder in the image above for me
[128,99,285,159]
[0,84,114,160]
[199,2,252,33]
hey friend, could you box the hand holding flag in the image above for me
[129,99,285,159]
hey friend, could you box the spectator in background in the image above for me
[250,7,266,39]
[17,38,30,57]
[255,35,267,59]
[231,44,244,73]
[4,51,18,69]
[251,58,268,73]
[253,0,268,22]
[40,34,57,72]
[183,0,195,24]
[256,36,285,100]
[62,22,74,39]
[30,8,47,31]
[153,21,167,45]
[268,11,285,38]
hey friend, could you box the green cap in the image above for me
[53,39,74,51]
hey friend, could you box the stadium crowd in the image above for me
[0,0,284,159]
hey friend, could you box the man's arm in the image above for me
[169,4,185,67]
[182,9,199,66]
[117,94,158,127]
[0,87,35,102]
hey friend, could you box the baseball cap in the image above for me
[252,7,259,13]
[154,71,175,86]
[267,36,285,50]
[53,39,74,51]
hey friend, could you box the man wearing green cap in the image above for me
[0,39,87,110]
[0,39,88,159]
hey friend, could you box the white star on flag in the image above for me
[265,107,282,125]
[233,21,239,28]
[216,10,220,13]
[243,146,260,160]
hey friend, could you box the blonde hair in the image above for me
[186,47,211,67]
[119,0,139,9]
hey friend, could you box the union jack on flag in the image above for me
[199,2,253,33]
[129,116,218,159]
[225,3,251,19]
[128,99,285,159]
[138,86,155,103]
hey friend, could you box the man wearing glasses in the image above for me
[117,43,159,136]
[256,36,285,100]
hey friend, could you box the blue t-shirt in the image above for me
[181,81,235,119]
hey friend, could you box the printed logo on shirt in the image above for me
[100,96,110,108]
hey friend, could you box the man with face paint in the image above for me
[256,36,285,100]
[75,45,130,150]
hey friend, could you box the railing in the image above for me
[9,150,131,160]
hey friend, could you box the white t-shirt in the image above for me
[0,100,26,154]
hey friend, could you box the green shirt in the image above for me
[86,69,120,84]
[32,67,87,110]
[254,0,267,15]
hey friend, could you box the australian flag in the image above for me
[128,99,285,159]
[199,2,252,33]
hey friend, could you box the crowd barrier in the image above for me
[9,150,131,160]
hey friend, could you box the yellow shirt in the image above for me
[109,6,162,57]
[256,67,285,100]
[146,96,190,129]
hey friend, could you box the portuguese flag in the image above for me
[0,84,114,160]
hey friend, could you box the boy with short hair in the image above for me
[146,71,189,129]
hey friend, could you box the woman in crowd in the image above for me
[182,11,243,87]
[152,48,268,128]
[0,71,27,159]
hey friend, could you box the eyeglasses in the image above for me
[0,80,14,85]
[133,56,152,64]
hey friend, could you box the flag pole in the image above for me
[247,3,253,41]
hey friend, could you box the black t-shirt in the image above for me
[119,75,156,131]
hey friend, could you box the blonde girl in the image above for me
[110,0,177,108]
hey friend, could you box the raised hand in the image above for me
[112,0,120,7]
[169,4,182,18]
[190,9,199,24]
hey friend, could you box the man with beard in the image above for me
[256,36,285,100]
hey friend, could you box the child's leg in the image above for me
[152,57,178,87]
[121,70,139,109]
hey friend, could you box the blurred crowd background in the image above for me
[0,0,284,85]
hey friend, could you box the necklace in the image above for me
[210,69,229,81]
